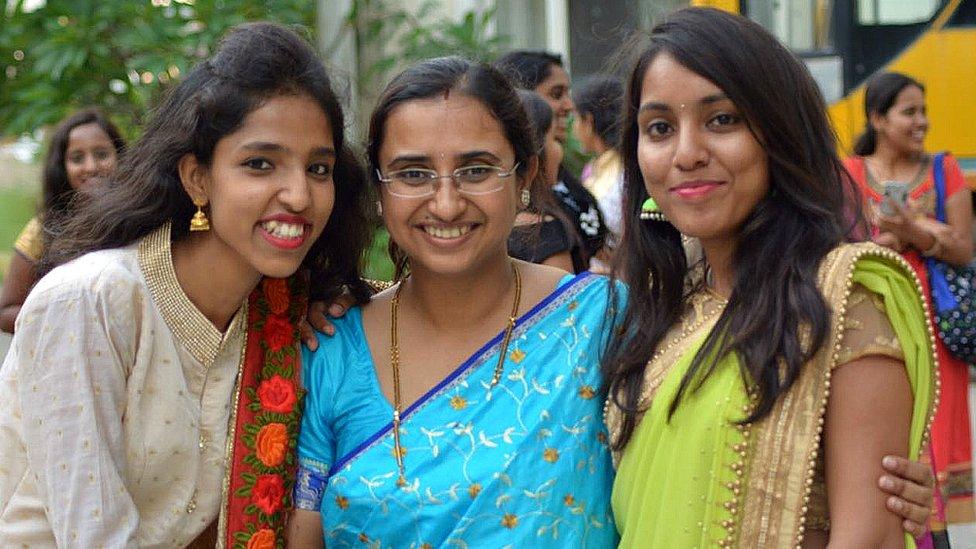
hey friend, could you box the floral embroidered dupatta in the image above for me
[218,275,308,548]
[609,244,937,548]
[304,273,620,548]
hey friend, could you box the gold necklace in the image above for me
[389,262,522,487]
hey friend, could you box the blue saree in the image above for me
[296,272,620,548]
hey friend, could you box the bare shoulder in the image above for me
[514,260,573,307]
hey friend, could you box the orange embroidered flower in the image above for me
[543,448,559,463]
[246,528,275,549]
[578,385,595,399]
[450,395,467,410]
[509,349,526,364]
[255,423,288,467]
[252,474,285,515]
[262,278,291,315]
[501,513,519,528]
[568,301,579,311]
[563,494,575,506]
[257,375,297,413]
[421,544,433,549]
[358,533,370,543]
[335,495,349,510]
[262,313,294,352]
[597,432,609,445]
[467,483,482,498]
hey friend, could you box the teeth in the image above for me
[261,221,304,239]
[424,225,471,239]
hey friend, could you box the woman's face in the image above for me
[64,122,118,190]
[543,123,564,186]
[875,85,927,156]
[189,93,336,279]
[573,113,597,154]
[535,64,575,143]
[377,93,525,277]
[636,53,769,247]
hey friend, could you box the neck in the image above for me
[172,233,261,331]
[400,256,515,332]
[870,143,922,169]
[700,237,736,298]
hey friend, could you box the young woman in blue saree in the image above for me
[287,56,936,548]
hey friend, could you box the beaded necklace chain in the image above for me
[388,262,522,486]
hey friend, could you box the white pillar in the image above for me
[544,0,570,71]
[317,0,360,135]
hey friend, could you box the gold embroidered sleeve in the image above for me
[835,283,904,367]
[13,217,43,263]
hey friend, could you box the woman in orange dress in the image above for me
[845,71,975,530]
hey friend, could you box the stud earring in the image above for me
[639,197,667,222]
[189,201,210,232]
[520,189,531,208]
[376,201,383,216]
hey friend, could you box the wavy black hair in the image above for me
[604,8,864,448]
[42,22,371,302]
[494,50,564,90]
[571,74,624,149]
[366,56,539,280]
[853,71,925,156]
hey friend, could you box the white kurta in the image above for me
[0,225,246,548]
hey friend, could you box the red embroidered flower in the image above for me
[262,313,293,352]
[252,474,285,515]
[255,423,288,467]
[246,528,275,549]
[257,375,297,414]
[262,278,291,315]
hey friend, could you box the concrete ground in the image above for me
[0,329,974,546]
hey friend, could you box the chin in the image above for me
[255,259,306,280]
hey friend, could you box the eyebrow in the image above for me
[639,93,730,113]
[240,142,335,157]
[388,150,503,167]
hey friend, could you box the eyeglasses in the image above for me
[376,162,520,198]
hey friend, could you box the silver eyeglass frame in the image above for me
[376,162,521,198]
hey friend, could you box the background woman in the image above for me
[574,74,626,244]
[496,50,608,271]
[0,108,124,333]
[508,89,577,272]
[604,8,936,547]
[846,71,975,530]
[288,56,618,548]
[0,22,369,547]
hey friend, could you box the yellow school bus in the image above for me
[695,0,976,189]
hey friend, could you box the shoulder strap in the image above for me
[933,152,947,222]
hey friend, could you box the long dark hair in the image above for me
[42,22,371,302]
[571,74,624,149]
[367,56,538,280]
[604,7,861,448]
[41,109,125,245]
[852,71,925,156]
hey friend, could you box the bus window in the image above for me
[746,0,834,52]
[857,0,940,25]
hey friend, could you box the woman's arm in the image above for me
[0,252,36,333]
[825,355,913,548]
[286,509,325,548]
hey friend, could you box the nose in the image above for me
[562,94,575,114]
[673,125,709,171]
[427,178,466,220]
[279,167,312,212]
[81,154,98,174]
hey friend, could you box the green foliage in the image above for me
[0,0,315,140]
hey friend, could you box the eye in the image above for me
[644,121,672,139]
[394,169,434,186]
[94,149,112,161]
[243,158,273,171]
[708,113,740,128]
[308,163,333,179]
[455,165,495,183]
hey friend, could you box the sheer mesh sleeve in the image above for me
[835,282,904,367]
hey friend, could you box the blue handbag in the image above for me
[926,152,976,364]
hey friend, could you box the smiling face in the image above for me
[377,93,524,277]
[535,64,574,143]
[184,93,336,280]
[636,53,769,248]
[874,84,927,156]
[64,122,119,190]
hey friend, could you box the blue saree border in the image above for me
[328,271,600,476]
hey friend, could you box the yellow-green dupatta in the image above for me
[610,244,936,548]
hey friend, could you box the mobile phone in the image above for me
[881,181,910,216]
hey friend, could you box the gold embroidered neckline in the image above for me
[138,222,246,365]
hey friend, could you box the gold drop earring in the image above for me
[190,200,211,232]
